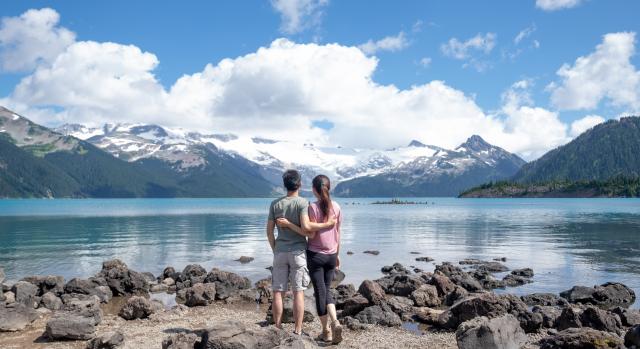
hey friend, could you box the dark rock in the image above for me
[355,304,402,327]
[266,295,315,324]
[626,325,640,348]
[376,274,425,297]
[151,284,169,293]
[162,266,176,280]
[363,250,379,256]
[612,306,640,327]
[11,281,39,308]
[410,251,421,255]
[235,256,254,264]
[540,328,624,349]
[86,331,125,349]
[415,256,434,262]
[201,320,317,348]
[413,268,423,273]
[471,269,505,290]
[118,296,155,320]
[0,303,39,331]
[511,268,534,278]
[184,283,217,307]
[346,251,354,255]
[444,286,469,306]
[141,272,156,283]
[162,332,201,349]
[204,268,251,300]
[456,314,527,349]
[556,306,583,330]
[580,306,623,334]
[521,293,568,307]
[64,277,113,303]
[435,263,483,292]
[358,280,385,305]
[502,274,533,287]
[178,264,207,285]
[0,267,4,284]
[561,282,636,310]
[21,275,65,296]
[332,283,356,309]
[384,296,414,316]
[429,273,456,297]
[533,305,562,328]
[255,277,272,304]
[459,258,485,265]
[41,292,63,310]
[342,316,369,330]
[340,294,369,317]
[46,298,102,340]
[97,259,149,296]
[493,257,507,262]
[381,262,410,275]
[331,269,346,288]
[410,284,440,307]
[476,262,509,273]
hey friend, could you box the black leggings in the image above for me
[306,249,337,316]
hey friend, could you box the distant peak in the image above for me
[458,135,492,151]
[408,140,426,147]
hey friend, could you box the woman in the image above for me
[276,174,343,344]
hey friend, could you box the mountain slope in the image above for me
[334,135,526,197]
[513,117,640,183]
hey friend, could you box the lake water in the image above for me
[1,198,639,307]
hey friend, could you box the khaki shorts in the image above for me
[272,250,310,292]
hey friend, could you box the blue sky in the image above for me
[1,1,639,159]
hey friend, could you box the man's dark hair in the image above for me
[282,169,301,192]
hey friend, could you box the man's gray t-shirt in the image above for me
[268,196,309,252]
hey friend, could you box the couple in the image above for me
[266,169,344,344]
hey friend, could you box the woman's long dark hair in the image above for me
[312,175,332,222]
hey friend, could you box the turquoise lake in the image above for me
[1,198,639,306]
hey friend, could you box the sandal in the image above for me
[331,321,343,344]
[317,329,332,342]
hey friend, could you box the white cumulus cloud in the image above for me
[548,32,640,111]
[270,0,328,35]
[570,115,605,137]
[0,8,75,72]
[535,0,582,11]
[358,32,409,55]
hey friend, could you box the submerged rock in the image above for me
[381,262,410,275]
[363,250,380,256]
[235,256,254,264]
[456,314,527,349]
[415,256,434,262]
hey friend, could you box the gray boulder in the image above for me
[179,264,207,285]
[86,331,125,349]
[580,306,623,334]
[41,292,63,310]
[235,256,254,264]
[444,286,469,306]
[540,327,624,349]
[385,295,415,318]
[532,305,562,328]
[612,306,640,327]
[204,268,251,300]
[332,283,356,308]
[521,293,567,307]
[560,282,636,310]
[97,259,149,296]
[410,284,440,307]
[266,295,316,324]
[502,274,532,287]
[556,306,583,330]
[376,274,426,297]
[46,298,102,340]
[340,294,369,317]
[201,320,317,348]
[511,268,534,277]
[358,279,386,305]
[0,303,39,331]
[162,332,202,349]
[626,325,640,349]
[118,296,155,320]
[4,291,15,304]
[21,275,65,296]
[429,273,456,297]
[11,281,39,308]
[64,278,113,303]
[456,314,527,349]
[355,304,402,327]
[381,262,410,275]
[434,263,483,292]
[184,283,216,307]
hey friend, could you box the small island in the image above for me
[372,198,431,205]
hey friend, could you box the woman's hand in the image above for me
[276,217,292,228]
[336,255,341,270]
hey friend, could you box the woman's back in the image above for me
[307,200,341,254]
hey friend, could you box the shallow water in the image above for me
[0,198,639,307]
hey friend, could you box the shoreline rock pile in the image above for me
[1,258,639,349]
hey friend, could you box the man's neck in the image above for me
[286,190,299,197]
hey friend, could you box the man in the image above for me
[266,169,334,335]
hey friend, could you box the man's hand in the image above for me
[276,217,291,228]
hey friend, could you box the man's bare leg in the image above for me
[272,291,284,329]
[293,290,305,334]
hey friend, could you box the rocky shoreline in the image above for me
[1,256,639,349]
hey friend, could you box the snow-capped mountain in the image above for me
[54,121,526,196]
